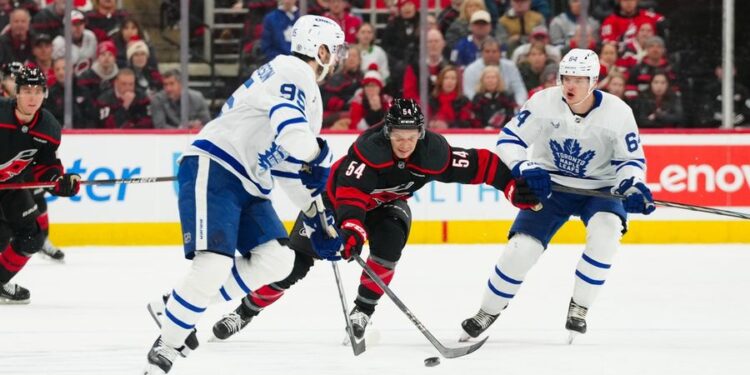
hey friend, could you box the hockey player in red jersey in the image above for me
[211,98,541,340]
[0,66,80,304]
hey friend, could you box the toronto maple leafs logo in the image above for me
[258,142,288,170]
[549,139,596,177]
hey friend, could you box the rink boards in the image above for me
[46,131,750,245]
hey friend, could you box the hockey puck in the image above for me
[424,357,440,367]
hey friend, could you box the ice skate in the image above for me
[0,282,30,304]
[566,298,588,344]
[143,336,180,374]
[348,306,372,340]
[39,239,65,262]
[459,309,499,342]
[146,293,199,356]
[212,304,255,340]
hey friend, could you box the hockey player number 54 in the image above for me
[345,161,366,179]
[452,151,470,168]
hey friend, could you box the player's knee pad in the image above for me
[182,250,234,297]
[273,251,315,290]
[500,233,544,278]
[585,212,623,263]
[10,222,44,256]
[368,218,408,263]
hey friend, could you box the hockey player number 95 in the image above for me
[280,83,306,112]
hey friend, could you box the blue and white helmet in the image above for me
[291,15,346,82]
[557,48,600,91]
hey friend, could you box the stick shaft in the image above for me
[0,176,177,191]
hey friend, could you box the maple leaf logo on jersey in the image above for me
[0,149,37,182]
[549,139,595,177]
[258,142,289,171]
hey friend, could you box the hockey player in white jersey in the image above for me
[460,48,655,343]
[143,15,346,374]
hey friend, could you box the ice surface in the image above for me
[1,244,749,375]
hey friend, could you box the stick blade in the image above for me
[437,336,489,359]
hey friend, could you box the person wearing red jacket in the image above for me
[600,0,664,45]
[428,65,474,129]
[324,0,362,44]
[349,64,392,131]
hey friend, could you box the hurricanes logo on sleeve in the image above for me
[549,139,595,178]
[0,149,37,182]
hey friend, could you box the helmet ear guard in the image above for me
[383,98,426,140]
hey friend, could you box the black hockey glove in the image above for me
[504,178,543,211]
[300,138,333,197]
[52,173,81,197]
[339,219,367,261]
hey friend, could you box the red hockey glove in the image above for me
[52,173,81,197]
[339,219,367,260]
[504,178,543,211]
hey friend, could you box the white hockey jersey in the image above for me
[496,87,646,190]
[183,55,322,209]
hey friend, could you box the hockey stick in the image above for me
[351,253,489,359]
[313,195,366,356]
[0,176,177,191]
[550,185,750,220]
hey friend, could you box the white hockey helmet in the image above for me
[557,48,600,91]
[291,15,346,82]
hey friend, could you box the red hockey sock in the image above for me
[249,285,285,308]
[360,257,395,295]
[0,245,31,280]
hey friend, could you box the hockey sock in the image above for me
[573,213,622,307]
[215,240,294,303]
[246,284,285,313]
[162,251,232,348]
[481,233,544,315]
[356,256,397,314]
[0,245,31,283]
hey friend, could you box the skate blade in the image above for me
[458,331,473,343]
[0,297,30,305]
[39,251,65,263]
[143,363,167,375]
[567,331,580,345]
[341,326,380,347]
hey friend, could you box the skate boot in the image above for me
[144,336,181,375]
[349,306,372,340]
[212,303,256,340]
[460,309,499,342]
[565,298,588,344]
[146,293,199,356]
[0,282,30,304]
[40,239,65,262]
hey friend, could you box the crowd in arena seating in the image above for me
[0,0,747,129]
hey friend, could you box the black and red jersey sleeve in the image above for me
[332,154,378,227]
[31,109,64,182]
[433,146,513,191]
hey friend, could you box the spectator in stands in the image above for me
[31,0,64,39]
[402,28,447,102]
[496,0,545,56]
[150,69,211,129]
[349,65,392,131]
[356,22,389,82]
[325,0,361,44]
[260,0,299,63]
[697,65,750,128]
[112,17,158,69]
[96,68,152,128]
[27,34,54,86]
[471,65,516,129]
[45,58,87,126]
[238,0,278,76]
[321,44,363,127]
[600,0,664,45]
[51,10,97,76]
[625,36,675,99]
[549,0,600,51]
[596,41,625,89]
[463,38,527,106]
[603,71,627,101]
[0,61,20,97]
[518,44,554,91]
[618,22,654,70]
[306,0,330,16]
[381,0,420,97]
[528,63,558,97]
[77,41,119,127]
[451,10,492,67]
[85,0,129,41]
[0,8,32,65]
[632,72,683,128]
[437,0,462,36]
[428,65,473,129]
[445,0,485,51]
[127,40,162,97]
[510,25,561,65]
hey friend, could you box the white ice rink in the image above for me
[1,243,749,375]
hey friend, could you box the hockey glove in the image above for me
[300,138,333,197]
[302,209,342,260]
[339,219,367,261]
[613,177,656,215]
[504,178,543,211]
[511,161,551,198]
[52,173,81,197]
